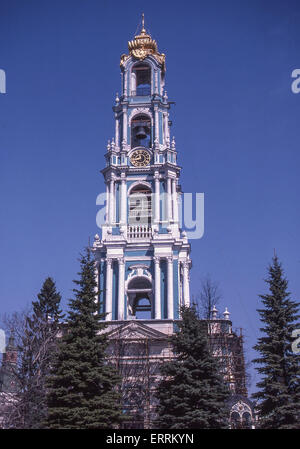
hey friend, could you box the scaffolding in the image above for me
[106,318,251,429]
[107,328,173,429]
[207,320,247,396]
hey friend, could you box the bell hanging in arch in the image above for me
[135,126,147,140]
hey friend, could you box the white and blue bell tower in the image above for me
[93,16,191,330]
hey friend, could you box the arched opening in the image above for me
[129,184,152,226]
[131,63,151,96]
[127,277,153,320]
[131,114,151,149]
[242,412,252,429]
[230,412,241,429]
[134,297,151,320]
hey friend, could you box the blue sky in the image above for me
[1,0,300,394]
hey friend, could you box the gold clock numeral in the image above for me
[130,150,150,167]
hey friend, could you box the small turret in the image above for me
[0,334,17,394]
[223,307,231,320]
[211,305,218,320]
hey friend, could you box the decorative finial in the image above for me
[212,305,218,320]
[141,13,146,33]
[171,136,176,149]
[223,307,230,320]
[115,92,119,104]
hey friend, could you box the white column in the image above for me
[154,106,159,149]
[167,177,172,222]
[105,258,113,320]
[163,113,169,146]
[167,256,174,319]
[105,182,109,224]
[154,69,158,94]
[109,178,115,224]
[154,173,160,224]
[166,113,170,146]
[154,256,161,319]
[124,70,128,97]
[120,177,127,225]
[172,178,178,224]
[123,179,127,225]
[118,257,125,320]
[115,114,119,148]
[122,107,128,149]
[182,261,190,307]
[131,71,136,95]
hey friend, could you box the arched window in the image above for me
[230,412,241,429]
[242,412,252,429]
[131,114,151,149]
[131,63,151,96]
[127,277,153,320]
[128,184,152,226]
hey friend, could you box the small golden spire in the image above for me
[120,14,166,70]
[141,13,146,35]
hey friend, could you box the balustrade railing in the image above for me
[127,225,152,239]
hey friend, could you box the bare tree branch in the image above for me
[195,275,221,320]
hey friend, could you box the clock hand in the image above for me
[133,153,142,160]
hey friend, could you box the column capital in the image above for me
[182,260,191,269]
[107,258,113,267]
[153,256,160,264]
[117,256,125,265]
[166,255,173,263]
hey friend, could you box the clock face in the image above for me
[130,149,151,167]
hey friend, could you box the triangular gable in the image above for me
[107,321,168,340]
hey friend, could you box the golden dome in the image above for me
[120,14,165,70]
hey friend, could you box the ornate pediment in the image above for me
[107,321,167,340]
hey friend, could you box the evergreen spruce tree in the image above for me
[252,255,300,429]
[46,248,123,429]
[17,277,63,428]
[32,277,63,324]
[155,306,230,429]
